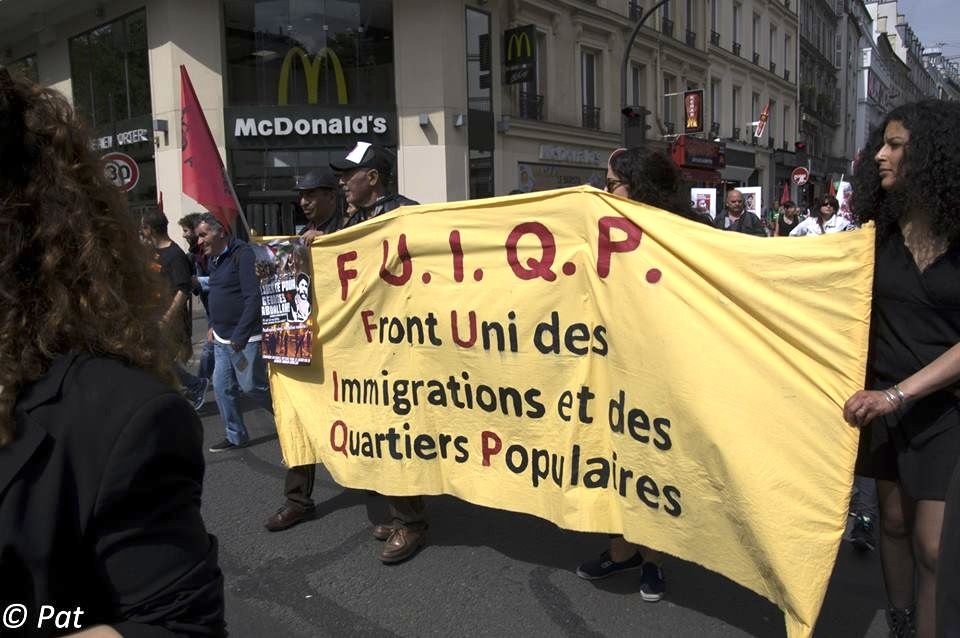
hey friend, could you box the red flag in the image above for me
[180,65,240,229]
[827,178,837,197]
[780,182,790,205]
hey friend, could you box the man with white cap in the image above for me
[331,141,426,564]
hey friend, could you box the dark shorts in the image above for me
[856,408,960,501]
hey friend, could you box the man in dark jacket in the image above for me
[265,167,342,532]
[713,189,767,236]
[331,142,425,564]
[195,213,272,453]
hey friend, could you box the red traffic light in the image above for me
[794,141,807,151]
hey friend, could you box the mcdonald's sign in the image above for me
[278,46,348,106]
[503,25,536,85]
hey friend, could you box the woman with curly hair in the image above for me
[842,100,960,638]
[575,146,710,601]
[0,68,224,636]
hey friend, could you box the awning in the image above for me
[678,167,721,183]
[720,165,756,183]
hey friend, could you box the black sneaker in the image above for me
[885,606,915,638]
[639,563,666,602]
[576,550,644,580]
[850,514,876,552]
[208,438,245,453]
[185,378,210,411]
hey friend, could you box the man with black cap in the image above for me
[331,141,426,564]
[264,167,341,532]
[295,167,341,244]
[331,141,418,228]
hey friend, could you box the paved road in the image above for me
[188,313,889,637]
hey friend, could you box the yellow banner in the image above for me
[268,187,874,637]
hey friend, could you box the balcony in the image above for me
[582,105,601,130]
[686,30,697,47]
[710,30,720,46]
[628,0,642,21]
[785,69,790,82]
[753,51,761,65]
[662,17,674,37]
[733,126,741,140]
[518,92,544,121]
[733,42,742,56]
[770,61,776,74]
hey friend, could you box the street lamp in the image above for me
[620,0,671,146]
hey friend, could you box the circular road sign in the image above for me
[791,166,810,187]
[102,152,140,192]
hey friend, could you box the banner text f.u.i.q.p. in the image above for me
[267,186,875,638]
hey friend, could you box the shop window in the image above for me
[224,0,395,108]
[69,11,151,128]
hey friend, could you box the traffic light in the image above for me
[794,141,807,152]
[622,105,651,146]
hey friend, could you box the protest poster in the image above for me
[738,186,763,218]
[690,187,716,219]
[268,186,875,637]
[254,239,313,365]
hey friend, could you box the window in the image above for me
[686,0,694,32]
[710,78,721,130]
[223,0,395,107]
[785,34,792,75]
[631,63,646,106]
[581,48,601,129]
[663,74,675,129]
[711,0,719,33]
[770,25,777,65]
[752,13,761,57]
[767,98,776,143]
[733,4,742,45]
[732,85,741,137]
[69,10,152,127]
[520,31,547,120]
[752,92,760,123]
[783,104,790,145]
[465,7,494,198]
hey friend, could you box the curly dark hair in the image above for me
[0,69,174,446]
[609,147,706,223]
[852,99,960,243]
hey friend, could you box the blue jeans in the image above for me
[213,340,273,445]
[197,338,216,380]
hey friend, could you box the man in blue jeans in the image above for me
[194,213,271,452]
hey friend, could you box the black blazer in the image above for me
[0,354,225,637]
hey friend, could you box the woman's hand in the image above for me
[843,389,900,427]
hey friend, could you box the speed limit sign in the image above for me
[102,152,140,192]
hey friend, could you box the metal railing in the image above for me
[770,61,776,73]
[710,30,720,45]
[628,0,643,20]
[753,51,761,65]
[785,69,790,82]
[518,92,544,120]
[733,42,742,56]
[686,30,697,46]
[582,105,601,130]
[662,17,674,37]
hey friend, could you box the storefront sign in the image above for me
[278,46,348,106]
[503,25,536,84]
[669,136,724,169]
[538,145,605,166]
[101,152,140,192]
[225,107,397,149]
[518,162,604,192]
[683,89,704,134]
[91,127,151,151]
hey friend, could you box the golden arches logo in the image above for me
[506,32,532,61]
[278,46,348,106]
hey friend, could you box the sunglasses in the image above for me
[606,178,626,192]
[820,201,836,207]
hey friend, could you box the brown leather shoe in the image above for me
[372,522,396,541]
[264,504,314,532]
[379,525,427,563]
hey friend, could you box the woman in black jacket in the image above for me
[0,67,225,637]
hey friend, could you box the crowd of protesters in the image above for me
[2,58,959,637]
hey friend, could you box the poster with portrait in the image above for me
[738,186,763,219]
[253,238,314,366]
[690,188,717,219]
[837,181,854,223]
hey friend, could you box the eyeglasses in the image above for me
[606,178,626,193]
[820,202,836,208]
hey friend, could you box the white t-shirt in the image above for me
[789,214,855,236]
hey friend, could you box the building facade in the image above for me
[1,0,803,233]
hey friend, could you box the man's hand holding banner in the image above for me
[268,186,875,637]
